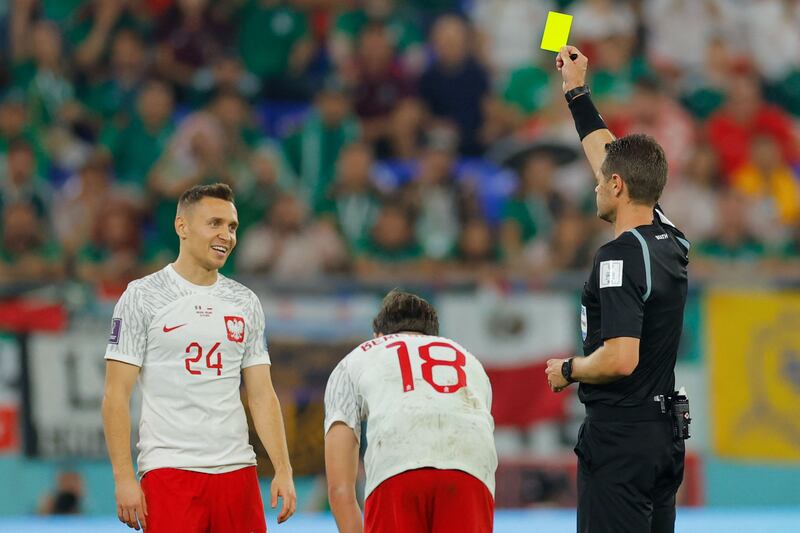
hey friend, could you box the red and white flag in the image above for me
[439,290,576,427]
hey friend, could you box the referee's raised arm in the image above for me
[556,46,615,178]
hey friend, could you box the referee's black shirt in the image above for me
[579,206,689,407]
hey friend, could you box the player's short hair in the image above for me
[177,183,234,213]
[601,134,667,206]
[373,289,439,336]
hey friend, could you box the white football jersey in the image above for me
[104,264,270,476]
[324,333,497,498]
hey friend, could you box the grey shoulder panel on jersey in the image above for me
[675,236,691,252]
[628,228,652,302]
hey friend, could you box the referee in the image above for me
[545,46,690,533]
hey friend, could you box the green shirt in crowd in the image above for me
[774,237,800,259]
[79,79,141,125]
[11,62,75,128]
[406,0,460,13]
[76,240,170,268]
[680,86,725,120]
[356,235,423,263]
[100,117,174,192]
[694,238,766,261]
[590,56,650,103]
[334,8,423,53]
[237,0,310,79]
[282,113,360,206]
[502,196,554,243]
[235,140,297,233]
[40,0,84,25]
[0,239,62,267]
[503,65,552,115]
[60,3,152,51]
[316,192,381,251]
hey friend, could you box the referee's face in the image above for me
[595,168,618,223]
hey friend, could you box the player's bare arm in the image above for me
[325,423,363,533]
[102,360,147,531]
[242,364,297,523]
[546,337,640,392]
[556,45,616,178]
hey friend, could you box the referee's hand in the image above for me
[556,46,588,93]
[545,358,571,393]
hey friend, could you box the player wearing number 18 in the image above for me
[324,290,498,533]
[101,183,296,532]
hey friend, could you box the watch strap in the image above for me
[562,357,576,383]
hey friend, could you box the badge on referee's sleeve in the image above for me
[540,11,573,53]
[599,260,623,288]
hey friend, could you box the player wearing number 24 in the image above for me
[324,290,498,533]
[101,183,296,532]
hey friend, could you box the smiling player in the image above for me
[101,183,296,532]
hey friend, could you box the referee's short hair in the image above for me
[373,289,439,336]
[177,183,235,213]
[601,133,668,206]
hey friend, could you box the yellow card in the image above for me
[540,11,573,53]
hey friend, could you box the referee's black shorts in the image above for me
[575,406,685,533]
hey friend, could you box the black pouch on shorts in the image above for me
[667,393,691,440]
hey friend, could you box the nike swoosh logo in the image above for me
[162,324,187,333]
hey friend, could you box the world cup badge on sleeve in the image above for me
[224,316,245,343]
[108,318,122,344]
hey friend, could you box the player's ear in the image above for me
[175,214,188,240]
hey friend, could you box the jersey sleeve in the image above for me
[597,240,648,340]
[104,285,148,366]
[324,360,362,442]
[242,292,270,368]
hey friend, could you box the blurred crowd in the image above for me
[1,0,800,293]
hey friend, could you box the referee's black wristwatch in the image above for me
[564,85,591,104]
[561,358,577,384]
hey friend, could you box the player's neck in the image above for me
[375,331,426,338]
[172,256,218,286]
[612,203,654,238]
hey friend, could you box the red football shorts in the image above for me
[364,468,494,533]
[141,466,266,533]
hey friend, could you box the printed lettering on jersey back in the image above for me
[225,316,245,343]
